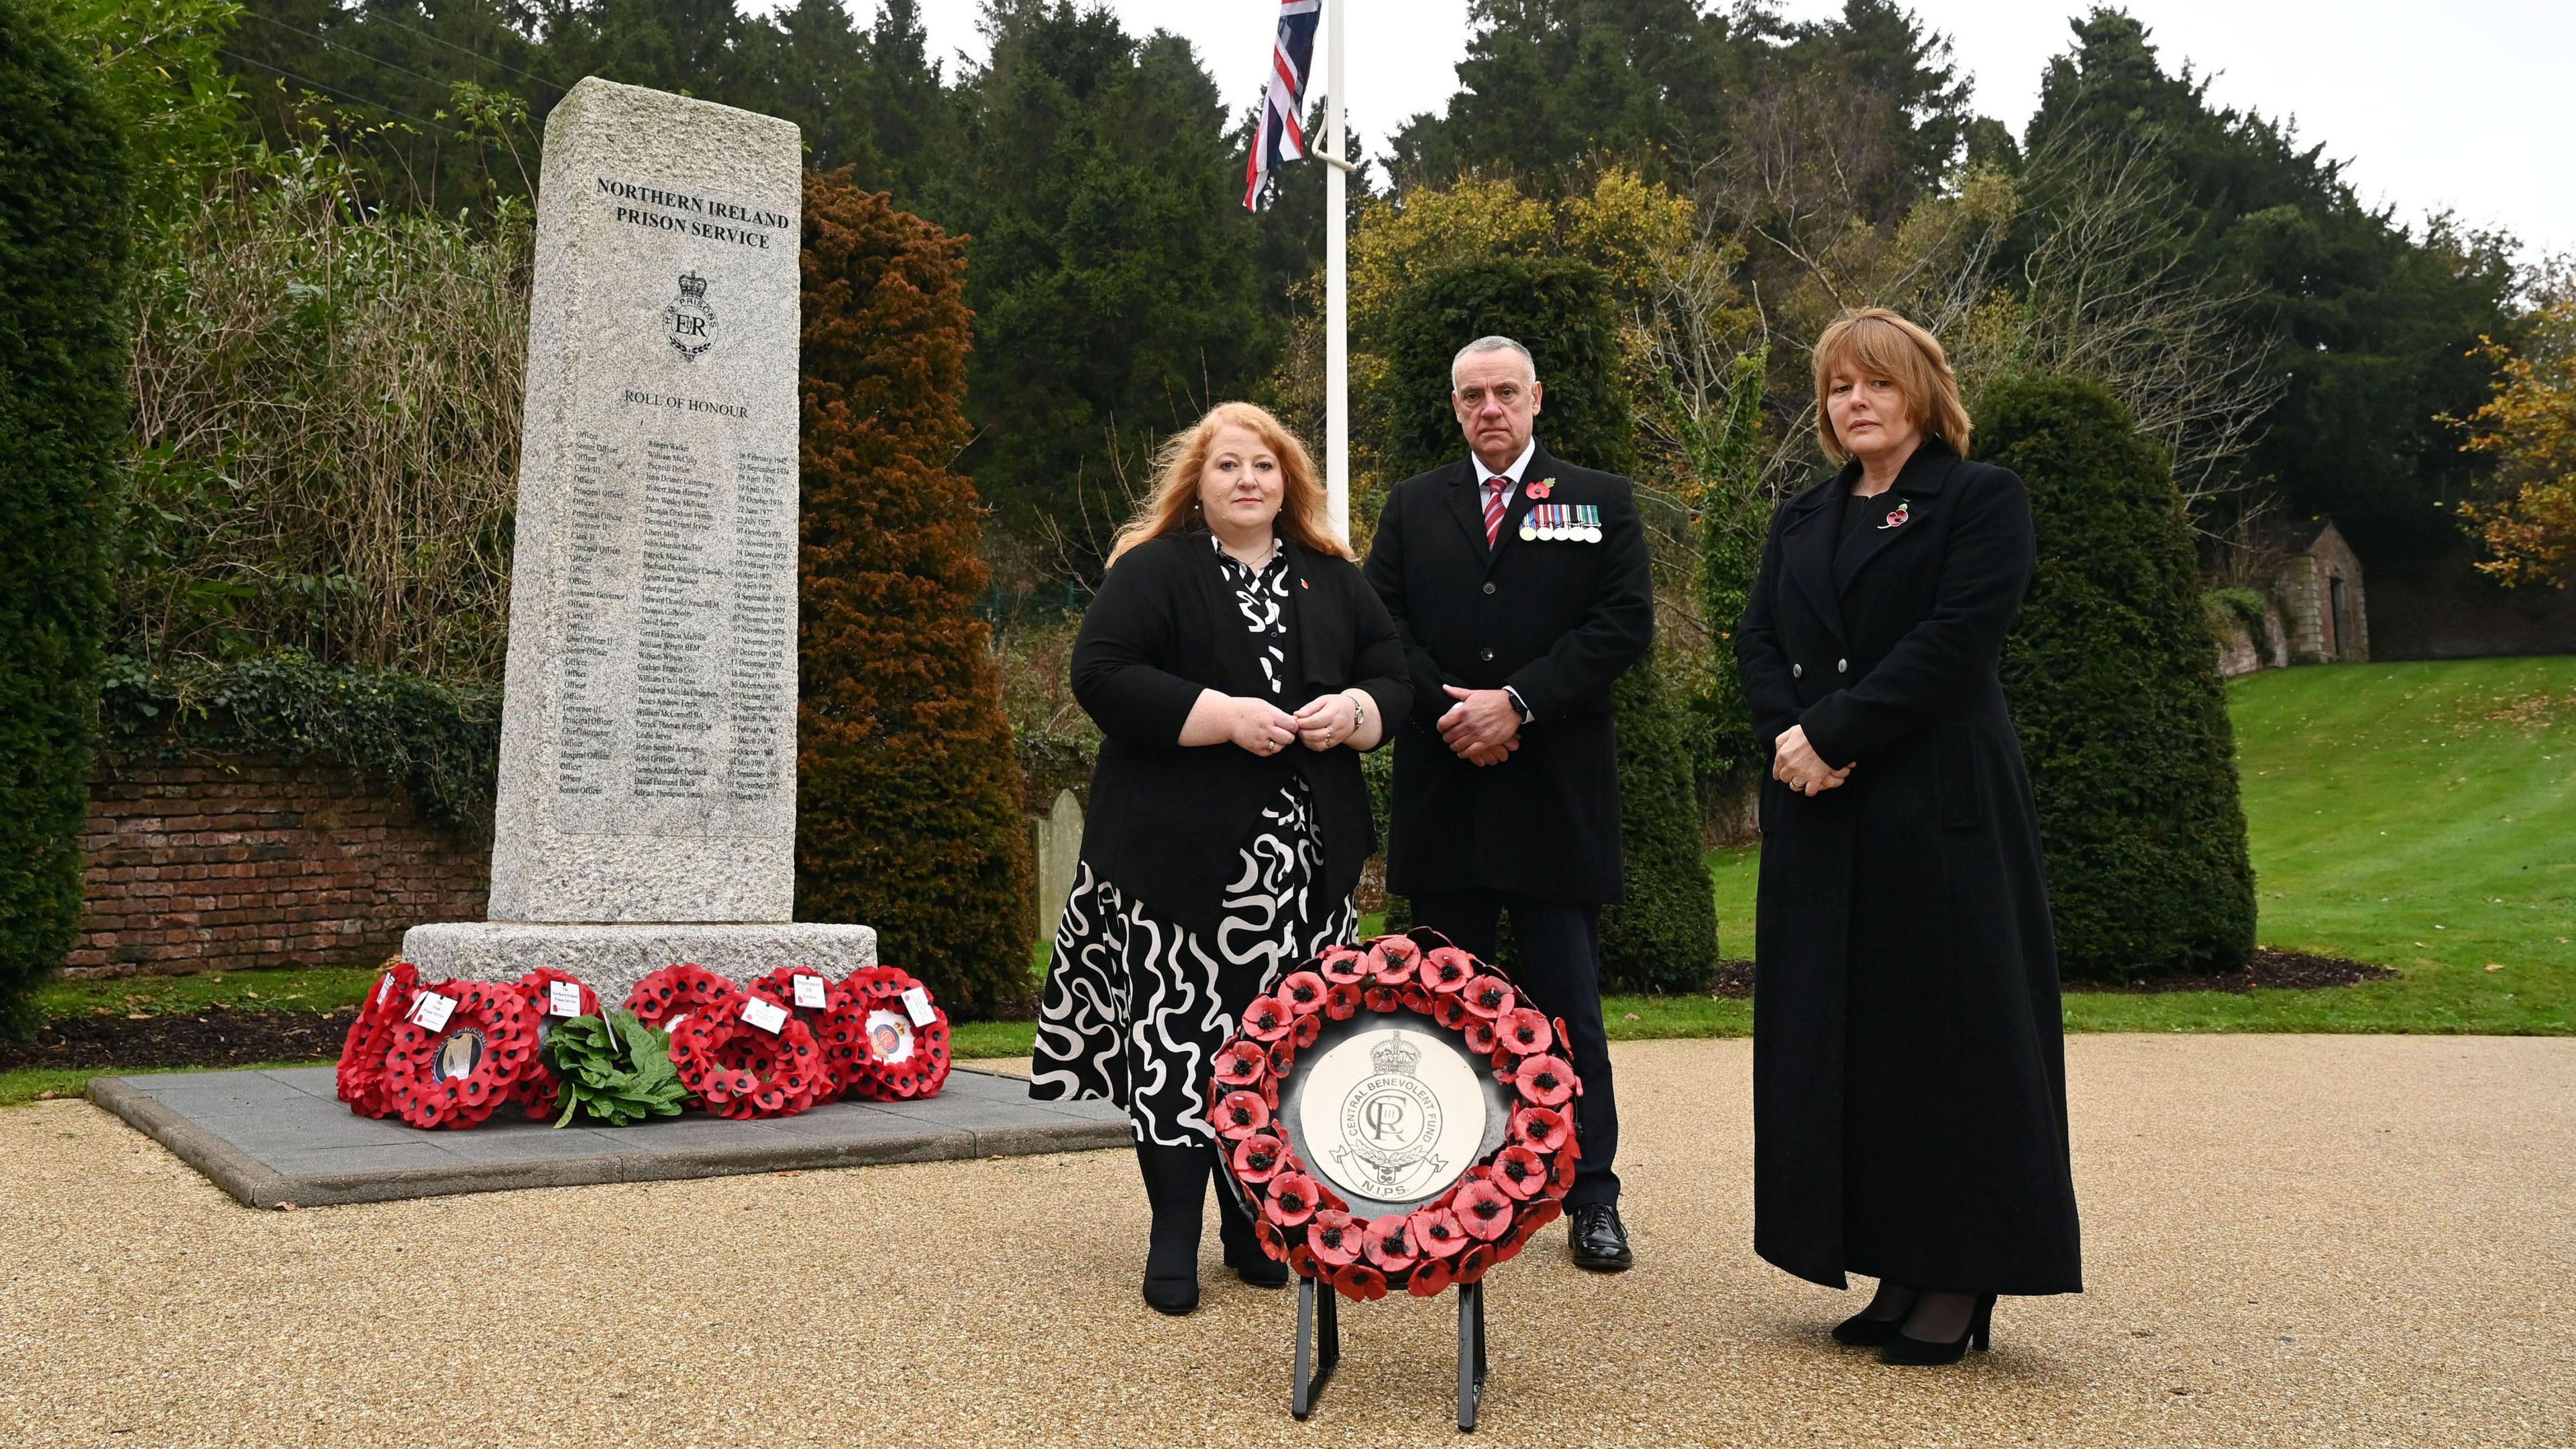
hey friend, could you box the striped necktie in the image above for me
[1483,478,1509,547]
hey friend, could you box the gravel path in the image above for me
[3,1034,2569,1447]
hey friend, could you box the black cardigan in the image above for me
[1071,532,1412,945]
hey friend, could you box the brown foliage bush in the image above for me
[798,171,1035,1018]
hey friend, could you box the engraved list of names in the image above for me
[549,399,796,839]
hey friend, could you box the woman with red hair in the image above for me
[1030,402,1411,1315]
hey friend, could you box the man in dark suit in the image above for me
[1361,335,1656,1271]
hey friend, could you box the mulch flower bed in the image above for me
[0,1006,360,1073]
[2074,947,2398,995]
[1701,948,2392,1001]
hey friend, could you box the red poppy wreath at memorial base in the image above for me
[1213,933,1579,1304]
[334,961,952,1129]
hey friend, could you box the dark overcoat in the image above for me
[1071,533,1411,945]
[1734,439,2083,1296]
[1362,443,1655,904]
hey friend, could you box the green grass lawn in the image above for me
[1702,657,2573,1034]
[7,657,2563,1103]
[32,964,384,1020]
[2069,656,2573,1033]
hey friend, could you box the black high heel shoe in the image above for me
[1880,1294,1995,1366]
[1833,1284,1917,1346]
[1831,1310,1905,1347]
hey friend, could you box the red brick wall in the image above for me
[68,755,490,977]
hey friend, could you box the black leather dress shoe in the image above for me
[1567,1203,1634,1272]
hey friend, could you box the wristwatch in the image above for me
[1342,689,1369,733]
[1503,686,1536,724]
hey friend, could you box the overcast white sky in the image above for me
[820,1,2571,263]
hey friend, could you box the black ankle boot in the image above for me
[1134,1141,1207,1315]
[1212,1151,1288,1289]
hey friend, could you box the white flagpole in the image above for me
[1324,0,1350,545]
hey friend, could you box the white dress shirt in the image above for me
[1471,436,1540,513]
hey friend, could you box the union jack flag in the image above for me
[1242,0,1322,211]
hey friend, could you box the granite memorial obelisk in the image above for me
[407,76,873,1000]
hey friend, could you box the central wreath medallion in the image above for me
[1307,1027,1485,1205]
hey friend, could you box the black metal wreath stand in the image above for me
[1290,1276,1488,1431]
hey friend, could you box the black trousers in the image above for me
[1409,890,1620,1209]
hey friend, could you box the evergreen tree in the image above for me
[734,0,957,192]
[1687,350,1771,788]
[1374,256,1638,481]
[798,170,1036,1019]
[0,0,132,1032]
[1775,0,1974,218]
[932,0,1273,564]
[1389,0,1971,213]
[2023,11,2516,561]
[1980,373,2255,981]
[1388,0,1743,194]
[734,0,875,174]
[1598,659,1719,992]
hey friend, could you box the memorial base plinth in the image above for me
[402,921,877,1006]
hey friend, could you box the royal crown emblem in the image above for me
[1370,1032,1423,1077]
[664,270,716,361]
[1329,1030,1446,1197]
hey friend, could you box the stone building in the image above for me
[2273,518,2369,663]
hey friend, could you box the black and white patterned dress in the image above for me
[1031,537,1360,1147]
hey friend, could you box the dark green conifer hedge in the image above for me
[1375,256,1718,991]
[0,0,131,1035]
[798,172,1036,1018]
[1373,256,1640,486]
[1595,659,1722,991]
[1980,373,2257,979]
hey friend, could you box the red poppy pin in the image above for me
[1880,500,1911,530]
[1525,477,1554,500]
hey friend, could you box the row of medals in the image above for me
[1520,502,1603,543]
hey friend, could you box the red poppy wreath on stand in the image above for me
[336,961,420,1119]
[666,985,830,1120]
[509,967,602,1120]
[381,978,539,1130]
[833,966,953,1102]
[1212,934,1578,1303]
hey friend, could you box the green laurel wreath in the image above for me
[542,1009,690,1128]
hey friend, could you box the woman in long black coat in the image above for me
[1735,309,2082,1365]
[1030,402,1411,1317]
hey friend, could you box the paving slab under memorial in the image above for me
[91,1063,1126,1208]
